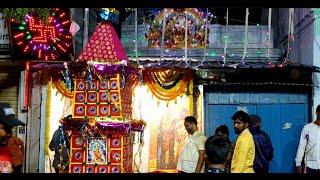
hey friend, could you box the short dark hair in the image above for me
[215,125,229,138]
[317,105,320,113]
[184,116,197,126]
[0,122,12,134]
[249,114,261,127]
[231,110,250,123]
[205,135,231,164]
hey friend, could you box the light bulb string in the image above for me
[160,8,167,62]
[223,8,229,65]
[199,8,209,67]
[286,8,294,60]
[267,8,272,61]
[135,8,141,67]
[184,10,191,67]
[241,8,249,63]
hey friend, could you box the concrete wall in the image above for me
[275,8,314,65]
[312,8,320,121]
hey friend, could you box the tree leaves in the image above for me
[0,8,51,23]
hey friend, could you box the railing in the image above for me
[121,25,281,62]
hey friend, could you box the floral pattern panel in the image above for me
[72,75,122,118]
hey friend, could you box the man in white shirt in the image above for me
[295,105,320,174]
[177,116,207,173]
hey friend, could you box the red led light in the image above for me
[13,8,72,60]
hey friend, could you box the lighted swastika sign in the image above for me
[11,8,73,61]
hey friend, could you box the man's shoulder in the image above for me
[303,123,314,129]
[194,131,206,137]
[243,129,254,137]
[8,136,22,144]
[260,130,270,137]
[192,131,207,141]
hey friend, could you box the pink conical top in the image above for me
[78,22,128,64]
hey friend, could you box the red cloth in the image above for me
[0,147,13,173]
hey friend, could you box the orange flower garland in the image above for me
[53,79,74,99]
[143,68,192,101]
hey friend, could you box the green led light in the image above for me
[209,51,217,56]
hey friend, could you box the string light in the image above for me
[145,8,209,50]
[184,9,191,67]
[286,8,294,61]
[134,8,141,67]
[196,8,209,68]
[267,8,272,63]
[12,8,72,60]
[223,8,229,65]
[241,8,249,63]
[160,8,167,62]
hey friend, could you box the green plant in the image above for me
[0,8,52,22]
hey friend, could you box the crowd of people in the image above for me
[177,106,320,174]
[1,101,320,174]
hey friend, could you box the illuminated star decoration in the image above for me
[13,8,72,61]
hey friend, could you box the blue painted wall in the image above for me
[205,92,308,173]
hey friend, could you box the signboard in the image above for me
[0,14,10,53]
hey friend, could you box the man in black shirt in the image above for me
[49,117,71,173]
[204,135,231,173]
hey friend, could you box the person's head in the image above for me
[184,116,198,135]
[231,110,250,135]
[0,103,25,129]
[0,123,6,138]
[316,105,320,120]
[0,122,13,146]
[205,135,231,166]
[249,114,261,129]
[215,125,229,139]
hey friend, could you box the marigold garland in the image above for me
[143,69,192,101]
[53,79,74,99]
[44,82,52,156]
[189,79,194,115]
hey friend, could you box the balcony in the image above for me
[121,24,282,64]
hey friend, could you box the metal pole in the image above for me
[69,8,76,58]
[83,8,90,49]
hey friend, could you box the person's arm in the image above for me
[231,137,253,173]
[195,135,206,173]
[49,130,57,151]
[262,131,274,161]
[18,138,25,157]
[295,125,308,173]
[8,162,13,173]
[195,150,205,173]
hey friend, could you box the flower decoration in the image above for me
[75,137,84,146]
[73,166,81,173]
[74,152,82,160]
[98,166,107,173]
[111,166,120,173]
[86,166,94,173]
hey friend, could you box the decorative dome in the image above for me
[78,22,128,64]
